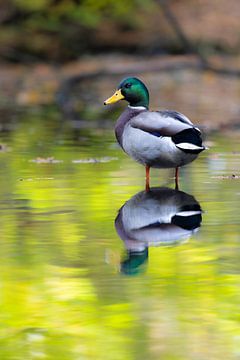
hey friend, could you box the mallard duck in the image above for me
[104,77,205,190]
[115,187,202,275]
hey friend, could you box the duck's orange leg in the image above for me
[145,165,150,192]
[175,167,179,190]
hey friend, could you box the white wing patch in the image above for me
[176,211,202,217]
[176,143,204,151]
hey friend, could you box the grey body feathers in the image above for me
[115,107,205,169]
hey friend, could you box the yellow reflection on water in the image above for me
[0,116,239,359]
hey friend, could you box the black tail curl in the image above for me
[172,128,205,154]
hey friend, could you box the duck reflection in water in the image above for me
[115,187,202,275]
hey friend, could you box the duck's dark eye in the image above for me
[125,83,132,89]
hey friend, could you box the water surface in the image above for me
[0,111,240,359]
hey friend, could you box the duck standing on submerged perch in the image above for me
[104,77,205,190]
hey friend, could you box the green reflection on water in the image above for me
[0,110,240,359]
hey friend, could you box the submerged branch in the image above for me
[57,55,240,120]
[57,57,201,118]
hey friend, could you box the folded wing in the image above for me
[131,110,205,154]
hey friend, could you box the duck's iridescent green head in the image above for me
[104,77,149,109]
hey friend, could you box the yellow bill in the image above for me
[104,89,125,105]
